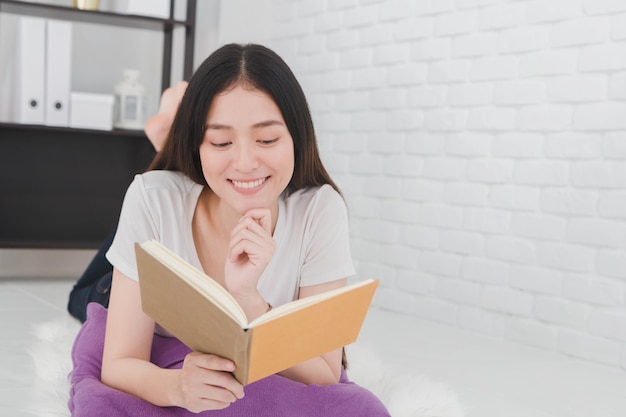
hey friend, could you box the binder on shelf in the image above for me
[45,20,72,127]
[16,17,46,124]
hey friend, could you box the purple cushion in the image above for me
[69,302,389,417]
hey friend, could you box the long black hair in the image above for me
[150,43,339,196]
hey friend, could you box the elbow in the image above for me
[317,374,341,387]
[100,360,112,386]
[100,357,118,388]
[327,366,343,386]
[278,367,341,386]
[310,366,342,386]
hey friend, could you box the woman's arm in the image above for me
[101,269,244,412]
[225,207,349,386]
[277,278,347,386]
[101,270,180,405]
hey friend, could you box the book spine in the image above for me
[233,329,252,385]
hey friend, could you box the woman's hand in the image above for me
[225,208,275,297]
[224,208,275,315]
[175,352,244,413]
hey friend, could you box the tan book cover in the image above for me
[135,240,379,385]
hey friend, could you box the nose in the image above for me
[233,141,259,172]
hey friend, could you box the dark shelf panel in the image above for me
[0,0,189,31]
[0,122,146,141]
[0,121,146,138]
[0,125,156,249]
[1,239,106,249]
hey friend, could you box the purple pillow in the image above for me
[68,302,390,417]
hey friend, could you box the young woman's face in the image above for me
[200,83,295,215]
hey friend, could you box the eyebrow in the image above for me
[205,120,285,130]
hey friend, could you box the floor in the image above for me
[1,278,626,417]
[0,278,76,417]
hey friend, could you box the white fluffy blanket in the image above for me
[26,317,465,417]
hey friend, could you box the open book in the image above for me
[135,240,379,385]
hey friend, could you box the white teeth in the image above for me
[232,177,266,189]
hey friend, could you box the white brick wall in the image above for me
[265,0,626,371]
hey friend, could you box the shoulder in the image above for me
[122,171,202,213]
[127,170,201,200]
[134,170,197,191]
[284,184,343,206]
[283,184,346,217]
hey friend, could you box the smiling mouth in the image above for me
[231,177,268,190]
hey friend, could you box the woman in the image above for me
[69,43,389,416]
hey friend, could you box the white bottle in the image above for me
[113,69,146,130]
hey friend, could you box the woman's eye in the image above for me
[211,141,232,148]
[258,138,279,145]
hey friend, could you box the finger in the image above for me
[189,385,244,412]
[228,234,275,265]
[207,381,245,402]
[228,239,247,263]
[194,353,236,373]
[232,227,270,250]
[228,221,272,255]
[228,239,258,263]
[233,216,269,237]
[183,379,237,406]
[196,366,245,401]
[240,208,272,233]
[189,354,245,399]
[199,383,239,404]
[185,395,233,413]
[230,220,272,251]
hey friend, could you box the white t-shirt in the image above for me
[106,170,356,309]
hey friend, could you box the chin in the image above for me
[233,200,270,215]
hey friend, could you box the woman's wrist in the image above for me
[235,292,271,322]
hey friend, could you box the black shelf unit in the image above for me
[0,0,196,249]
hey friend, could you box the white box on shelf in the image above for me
[69,92,114,130]
[127,0,170,19]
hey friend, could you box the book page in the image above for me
[247,279,375,328]
[141,240,248,327]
